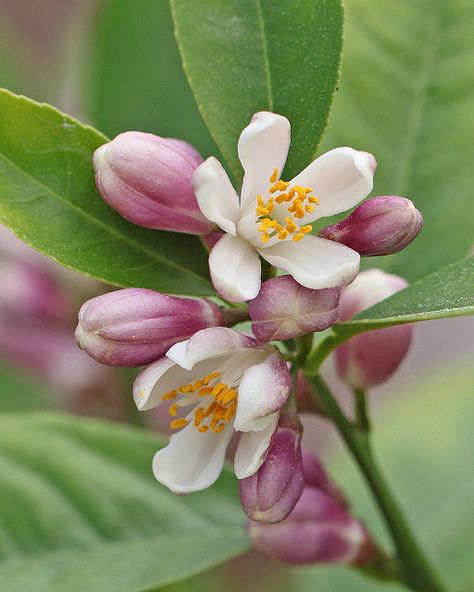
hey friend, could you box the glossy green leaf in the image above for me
[0,413,249,592]
[335,256,474,335]
[320,0,474,281]
[170,0,343,181]
[85,0,218,157]
[0,89,212,295]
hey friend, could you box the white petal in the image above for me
[234,415,279,479]
[234,353,291,432]
[153,422,234,493]
[209,234,261,302]
[260,234,360,289]
[239,112,291,212]
[193,157,240,234]
[288,148,375,220]
[167,327,261,370]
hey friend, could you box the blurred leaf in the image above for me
[0,89,213,295]
[335,256,474,335]
[320,0,474,281]
[85,0,218,157]
[0,363,53,412]
[0,19,30,96]
[170,0,343,181]
[0,413,249,592]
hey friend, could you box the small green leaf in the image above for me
[170,0,343,181]
[85,0,218,157]
[320,0,474,280]
[0,89,212,295]
[0,413,248,592]
[335,257,474,336]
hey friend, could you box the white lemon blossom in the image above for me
[193,111,377,302]
[133,327,292,494]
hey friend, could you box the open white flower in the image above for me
[133,327,292,494]
[193,111,377,302]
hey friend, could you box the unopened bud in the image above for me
[75,288,223,367]
[301,448,347,506]
[249,276,340,341]
[334,269,413,388]
[94,132,215,235]
[319,196,422,256]
[239,414,304,523]
[249,486,370,565]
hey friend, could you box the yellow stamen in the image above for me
[170,418,188,430]
[308,196,319,204]
[305,205,315,213]
[203,371,221,385]
[161,390,177,401]
[269,168,279,183]
[168,403,179,417]
[293,233,304,242]
[301,225,313,234]
[198,425,209,433]
[198,386,213,396]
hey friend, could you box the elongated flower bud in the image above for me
[94,132,215,235]
[334,269,413,388]
[249,275,340,341]
[248,486,371,565]
[318,196,422,256]
[301,448,347,507]
[75,288,223,367]
[239,414,304,523]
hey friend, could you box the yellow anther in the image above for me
[275,193,289,204]
[305,205,315,213]
[293,233,304,242]
[269,168,279,183]
[278,229,289,240]
[257,194,264,207]
[269,184,280,194]
[225,404,237,421]
[203,371,220,385]
[211,383,227,397]
[198,386,213,396]
[204,401,218,418]
[198,425,209,433]
[285,218,297,232]
[161,390,177,401]
[308,196,319,204]
[194,407,205,426]
[261,233,270,244]
[304,187,313,194]
[193,379,204,389]
[294,210,305,219]
[179,384,192,393]
[170,418,189,430]
[168,403,179,417]
[222,388,237,404]
[213,423,226,433]
[266,199,274,213]
[256,206,270,216]
[276,180,289,191]
[301,225,313,234]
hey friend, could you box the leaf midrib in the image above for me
[255,0,274,111]
[0,151,210,287]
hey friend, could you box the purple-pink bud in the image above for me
[75,288,223,367]
[93,132,215,235]
[249,276,340,341]
[301,448,347,507]
[318,196,422,256]
[239,414,304,523]
[334,269,413,388]
[248,486,370,565]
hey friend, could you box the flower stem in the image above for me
[304,374,447,592]
[353,388,370,434]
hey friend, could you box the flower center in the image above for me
[255,168,319,244]
[161,372,238,434]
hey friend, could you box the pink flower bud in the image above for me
[301,448,347,507]
[239,414,304,523]
[75,288,223,367]
[93,132,215,235]
[318,196,422,256]
[248,486,370,565]
[334,269,413,388]
[249,276,340,341]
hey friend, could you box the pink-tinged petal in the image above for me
[239,112,291,211]
[234,414,279,479]
[259,235,360,289]
[193,157,240,234]
[286,148,375,222]
[153,421,234,493]
[234,353,292,432]
[209,234,262,302]
[166,327,262,370]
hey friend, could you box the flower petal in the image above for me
[234,352,292,432]
[239,112,291,211]
[167,327,262,370]
[234,415,279,479]
[153,421,234,493]
[193,156,240,234]
[209,234,261,302]
[259,235,360,289]
[286,148,376,221]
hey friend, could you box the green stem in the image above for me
[305,374,447,592]
[354,388,370,434]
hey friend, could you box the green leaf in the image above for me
[0,89,212,295]
[335,256,474,336]
[0,413,249,592]
[85,0,218,157]
[0,363,53,413]
[170,0,343,181]
[320,0,474,281]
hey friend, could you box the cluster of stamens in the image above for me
[255,168,319,244]
[161,372,237,434]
